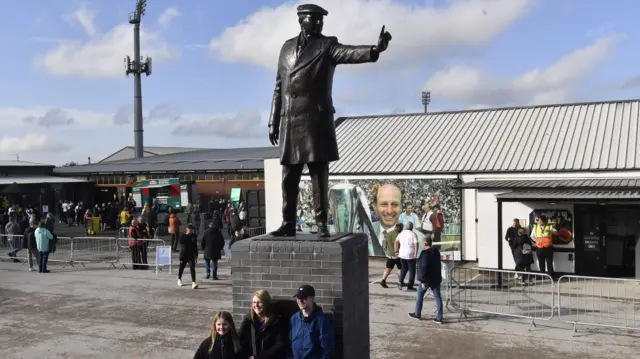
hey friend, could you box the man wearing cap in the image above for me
[289,284,335,358]
[269,4,392,238]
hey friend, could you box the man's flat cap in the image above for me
[297,4,328,16]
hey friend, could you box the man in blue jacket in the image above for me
[409,238,443,323]
[289,284,334,359]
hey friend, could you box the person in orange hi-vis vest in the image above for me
[531,215,557,280]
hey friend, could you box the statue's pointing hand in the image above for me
[377,25,392,53]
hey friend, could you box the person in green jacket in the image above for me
[380,223,404,288]
[34,220,53,273]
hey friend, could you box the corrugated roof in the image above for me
[54,147,280,175]
[99,146,207,163]
[458,178,640,189]
[496,190,640,200]
[329,99,640,174]
[0,176,87,185]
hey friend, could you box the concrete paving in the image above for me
[0,258,638,359]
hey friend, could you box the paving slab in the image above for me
[0,258,638,359]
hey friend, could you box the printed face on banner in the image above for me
[296,178,462,256]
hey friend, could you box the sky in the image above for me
[0,0,639,165]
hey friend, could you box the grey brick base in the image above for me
[231,233,369,359]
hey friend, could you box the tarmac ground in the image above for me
[1,251,638,359]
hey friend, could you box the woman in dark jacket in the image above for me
[514,228,534,284]
[238,289,288,359]
[178,224,199,289]
[202,222,225,280]
[194,311,245,359]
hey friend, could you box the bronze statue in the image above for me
[268,4,392,237]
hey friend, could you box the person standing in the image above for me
[5,216,23,262]
[505,218,521,275]
[178,224,198,289]
[128,219,144,270]
[34,220,53,273]
[380,223,403,288]
[531,215,556,279]
[23,220,39,271]
[201,222,225,280]
[169,211,181,252]
[395,221,419,291]
[514,228,534,284]
[409,238,443,324]
[290,284,334,359]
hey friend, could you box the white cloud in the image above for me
[0,132,71,153]
[210,0,532,71]
[35,6,177,78]
[424,34,625,107]
[158,7,181,28]
[72,6,98,37]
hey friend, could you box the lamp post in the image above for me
[125,0,152,158]
[421,91,431,114]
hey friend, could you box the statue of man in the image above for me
[268,4,392,237]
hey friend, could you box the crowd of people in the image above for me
[1,204,58,273]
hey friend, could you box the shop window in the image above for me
[243,173,252,180]
[212,173,220,180]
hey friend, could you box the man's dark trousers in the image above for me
[399,258,417,289]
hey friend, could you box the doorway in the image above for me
[574,204,637,278]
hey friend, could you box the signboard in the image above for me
[132,193,142,208]
[180,190,189,207]
[42,205,49,214]
[156,246,172,265]
[230,188,241,202]
[583,235,600,251]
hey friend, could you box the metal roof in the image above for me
[329,99,640,174]
[0,176,87,185]
[496,190,640,200]
[54,147,280,175]
[0,160,54,168]
[99,146,207,163]
[458,178,640,189]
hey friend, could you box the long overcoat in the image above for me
[269,34,378,165]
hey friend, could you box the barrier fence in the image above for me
[449,267,555,330]
[0,234,168,272]
[557,275,640,335]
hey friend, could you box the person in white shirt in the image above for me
[421,205,433,239]
[394,221,419,291]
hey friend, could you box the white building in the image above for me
[264,99,640,279]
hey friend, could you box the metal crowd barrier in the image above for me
[71,237,118,268]
[114,238,168,271]
[557,275,640,335]
[0,234,73,267]
[450,267,555,330]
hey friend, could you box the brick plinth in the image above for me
[230,233,369,359]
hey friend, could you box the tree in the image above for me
[63,161,78,167]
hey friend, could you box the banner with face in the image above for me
[297,178,462,257]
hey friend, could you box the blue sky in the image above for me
[0,0,639,165]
